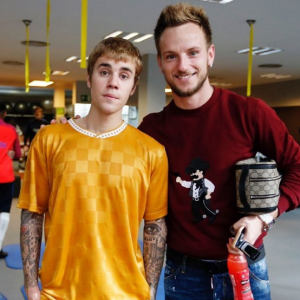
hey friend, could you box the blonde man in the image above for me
[18,37,168,300]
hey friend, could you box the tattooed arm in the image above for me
[20,209,44,300]
[143,217,167,300]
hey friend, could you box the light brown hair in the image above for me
[87,37,143,84]
[154,2,212,55]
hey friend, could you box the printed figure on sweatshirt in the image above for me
[176,157,219,222]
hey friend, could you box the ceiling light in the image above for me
[122,32,139,40]
[259,49,282,56]
[43,71,69,76]
[28,80,54,87]
[237,47,259,54]
[237,47,282,56]
[211,82,232,87]
[104,31,123,39]
[133,34,153,43]
[261,73,292,80]
[66,56,78,62]
[165,88,172,93]
[77,57,89,63]
[199,0,235,4]
[52,71,69,75]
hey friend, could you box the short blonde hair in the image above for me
[87,37,143,84]
[154,2,212,55]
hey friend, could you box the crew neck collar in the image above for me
[68,118,127,139]
[169,86,221,116]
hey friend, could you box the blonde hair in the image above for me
[87,37,143,84]
[154,2,212,55]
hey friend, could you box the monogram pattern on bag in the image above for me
[235,158,282,214]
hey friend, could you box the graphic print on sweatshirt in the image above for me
[175,157,219,223]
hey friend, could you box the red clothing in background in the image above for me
[0,119,21,183]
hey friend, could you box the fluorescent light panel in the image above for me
[237,47,282,56]
[200,0,235,4]
[66,56,77,62]
[103,31,153,42]
[104,31,123,39]
[43,71,69,76]
[122,32,139,40]
[66,56,89,63]
[133,34,153,43]
[29,80,54,87]
[261,73,292,80]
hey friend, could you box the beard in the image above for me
[166,72,208,98]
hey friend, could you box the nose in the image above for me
[177,55,189,73]
[107,73,119,89]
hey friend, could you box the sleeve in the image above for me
[250,99,300,215]
[143,146,168,221]
[181,180,192,188]
[204,179,215,193]
[17,130,51,214]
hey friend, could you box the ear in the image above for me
[130,83,137,96]
[208,44,215,68]
[87,75,91,88]
[157,54,163,73]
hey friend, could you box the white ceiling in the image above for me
[1,0,300,91]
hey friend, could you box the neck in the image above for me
[76,108,123,135]
[173,81,213,110]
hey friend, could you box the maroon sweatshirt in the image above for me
[139,87,300,259]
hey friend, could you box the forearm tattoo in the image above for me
[143,217,167,296]
[20,209,44,288]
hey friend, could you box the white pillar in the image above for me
[138,54,166,124]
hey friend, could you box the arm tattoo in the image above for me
[143,217,167,298]
[20,209,44,288]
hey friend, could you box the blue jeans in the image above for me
[164,257,271,300]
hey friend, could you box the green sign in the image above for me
[56,107,65,115]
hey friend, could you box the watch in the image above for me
[258,214,275,232]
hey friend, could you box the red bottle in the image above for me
[227,253,254,300]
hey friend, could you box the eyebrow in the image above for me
[97,63,133,74]
[163,46,202,55]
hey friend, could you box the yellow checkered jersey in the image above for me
[18,119,168,300]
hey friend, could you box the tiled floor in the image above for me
[1,199,299,299]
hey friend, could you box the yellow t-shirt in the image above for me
[18,119,168,300]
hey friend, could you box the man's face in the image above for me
[191,170,204,181]
[157,22,214,98]
[87,56,136,117]
[34,109,43,120]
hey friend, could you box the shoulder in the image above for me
[127,125,166,153]
[220,88,269,113]
[35,123,71,139]
[0,121,17,134]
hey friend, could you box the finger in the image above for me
[227,242,243,255]
[74,115,81,119]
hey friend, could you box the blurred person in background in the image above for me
[0,102,21,258]
[24,106,49,146]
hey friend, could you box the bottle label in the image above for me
[230,270,253,300]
